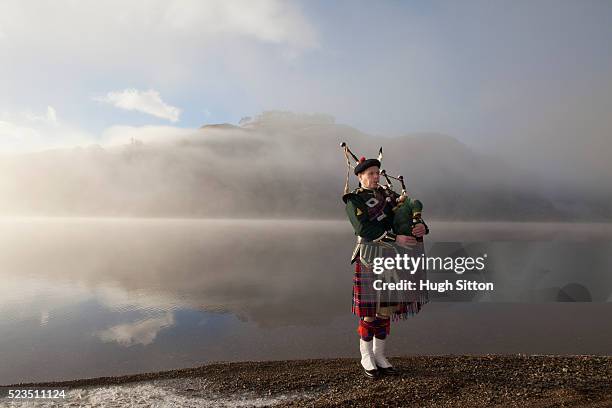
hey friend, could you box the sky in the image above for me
[0,0,611,184]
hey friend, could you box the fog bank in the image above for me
[0,111,610,221]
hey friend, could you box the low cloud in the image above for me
[95,89,181,122]
[100,125,196,146]
[0,111,610,221]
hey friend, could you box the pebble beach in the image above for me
[5,355,611,407]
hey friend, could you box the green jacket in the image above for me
[343,186,399,243]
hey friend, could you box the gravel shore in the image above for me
[5,355,611,407]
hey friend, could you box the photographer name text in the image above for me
[373,279,494,293]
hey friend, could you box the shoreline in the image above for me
[4,355,611,407]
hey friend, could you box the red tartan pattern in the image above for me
[352,259,425,320]
[358,317,391,340]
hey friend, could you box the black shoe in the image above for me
[363,368,380,379]
[377,365,398,375]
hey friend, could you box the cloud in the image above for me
[0,107,94,153]
[22,106,58,124]
[161,0,318,48]
[0,119,39,142]
[0,0,319,116]
[0,1,317,63]
[46,106,57,123]
[95,89,181,122]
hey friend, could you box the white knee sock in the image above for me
[373,337,392,368]
[359,339,377,371]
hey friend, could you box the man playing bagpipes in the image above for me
[341,142,429,379]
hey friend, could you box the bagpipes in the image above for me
[341,142,426,242]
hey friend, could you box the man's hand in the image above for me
[412,223,426,237]
[396,235,417,246]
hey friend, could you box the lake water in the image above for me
[1,218,611,384]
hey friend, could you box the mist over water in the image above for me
[1,112,611,221]
[0,218,611,384]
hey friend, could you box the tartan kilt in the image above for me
[351,258,426,320]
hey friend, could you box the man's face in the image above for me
[358,166,380,189]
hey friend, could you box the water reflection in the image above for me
[97,313,175,347]
[0,218,611,384]
[0,218,350,326]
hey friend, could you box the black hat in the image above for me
[354,157,381,175]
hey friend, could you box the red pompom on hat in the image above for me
[359,156,366,163]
